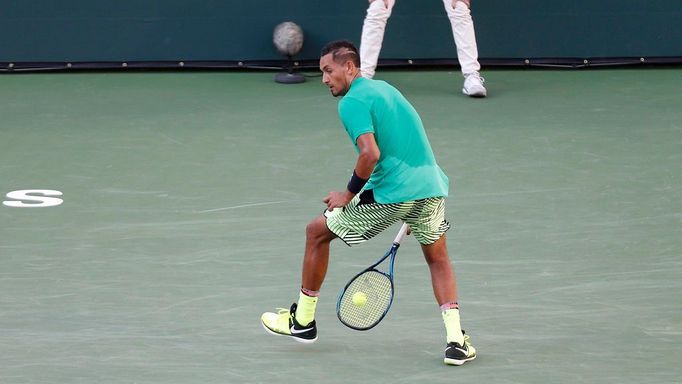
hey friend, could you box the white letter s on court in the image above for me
[3,190,64,208]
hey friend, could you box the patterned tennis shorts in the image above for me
[324,189,450,246]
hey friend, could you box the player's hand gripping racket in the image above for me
[336,222,410,330]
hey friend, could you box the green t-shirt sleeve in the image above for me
[338,97,374,144]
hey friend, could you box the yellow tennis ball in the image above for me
[352,291,368,307]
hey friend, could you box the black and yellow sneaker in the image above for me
[261,303,317,344]
[444,332,476,366]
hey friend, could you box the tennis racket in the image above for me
[336,222,410,330]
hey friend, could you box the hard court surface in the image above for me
[1,68,681,383]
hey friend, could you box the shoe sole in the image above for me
[444,354,476,366]
[462,88,487,98]
[261,321,318,344]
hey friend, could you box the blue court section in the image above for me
[1,69,681,383]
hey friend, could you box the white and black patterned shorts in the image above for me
[324,189,450,246]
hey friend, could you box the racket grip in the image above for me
[393,222,410,244]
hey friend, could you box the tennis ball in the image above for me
[352,291,368,307]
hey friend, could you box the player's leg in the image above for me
[260,215,336,343]
[299,192,402,327]
[360,0,396,79]
[296,214,338,324]
[441,0,487,97]
[262,190,403,343]
[421,234,457,307]
[421,238,475,365]
[407,197,476,365]
[301,214,337,292]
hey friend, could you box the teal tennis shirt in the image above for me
[338,77,449,203]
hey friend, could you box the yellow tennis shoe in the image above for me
[261,303,317,343]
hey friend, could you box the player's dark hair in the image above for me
[320,40,360,68]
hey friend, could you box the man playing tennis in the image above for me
[261,40,476,365]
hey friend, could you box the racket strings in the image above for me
[338,271,393,329]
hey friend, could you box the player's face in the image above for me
[320,54,352,97]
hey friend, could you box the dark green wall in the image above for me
[1,0,680,62]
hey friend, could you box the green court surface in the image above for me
[1,69,681,383]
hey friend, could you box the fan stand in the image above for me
[275,55,305,84]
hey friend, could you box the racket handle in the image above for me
[393,222,410,245]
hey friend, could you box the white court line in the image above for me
[456,187,579,198]
[194,201,285,213]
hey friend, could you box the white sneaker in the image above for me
[462,72,487,98]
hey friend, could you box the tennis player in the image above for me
[261,40,476,366]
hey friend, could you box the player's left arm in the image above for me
[324,132,379,209]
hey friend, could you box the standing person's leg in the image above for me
[441,0,487,97]
[360,0,396,79]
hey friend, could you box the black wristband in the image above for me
[347,170,369,194]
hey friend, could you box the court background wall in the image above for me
[1,0,681,64]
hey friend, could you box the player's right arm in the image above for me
[323,133,379,209]
[353,132,380,180]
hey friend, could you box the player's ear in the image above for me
[345,59,355,74]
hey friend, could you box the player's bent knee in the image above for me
[306,216,335,243]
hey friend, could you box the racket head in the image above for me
[336,269,394,330]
